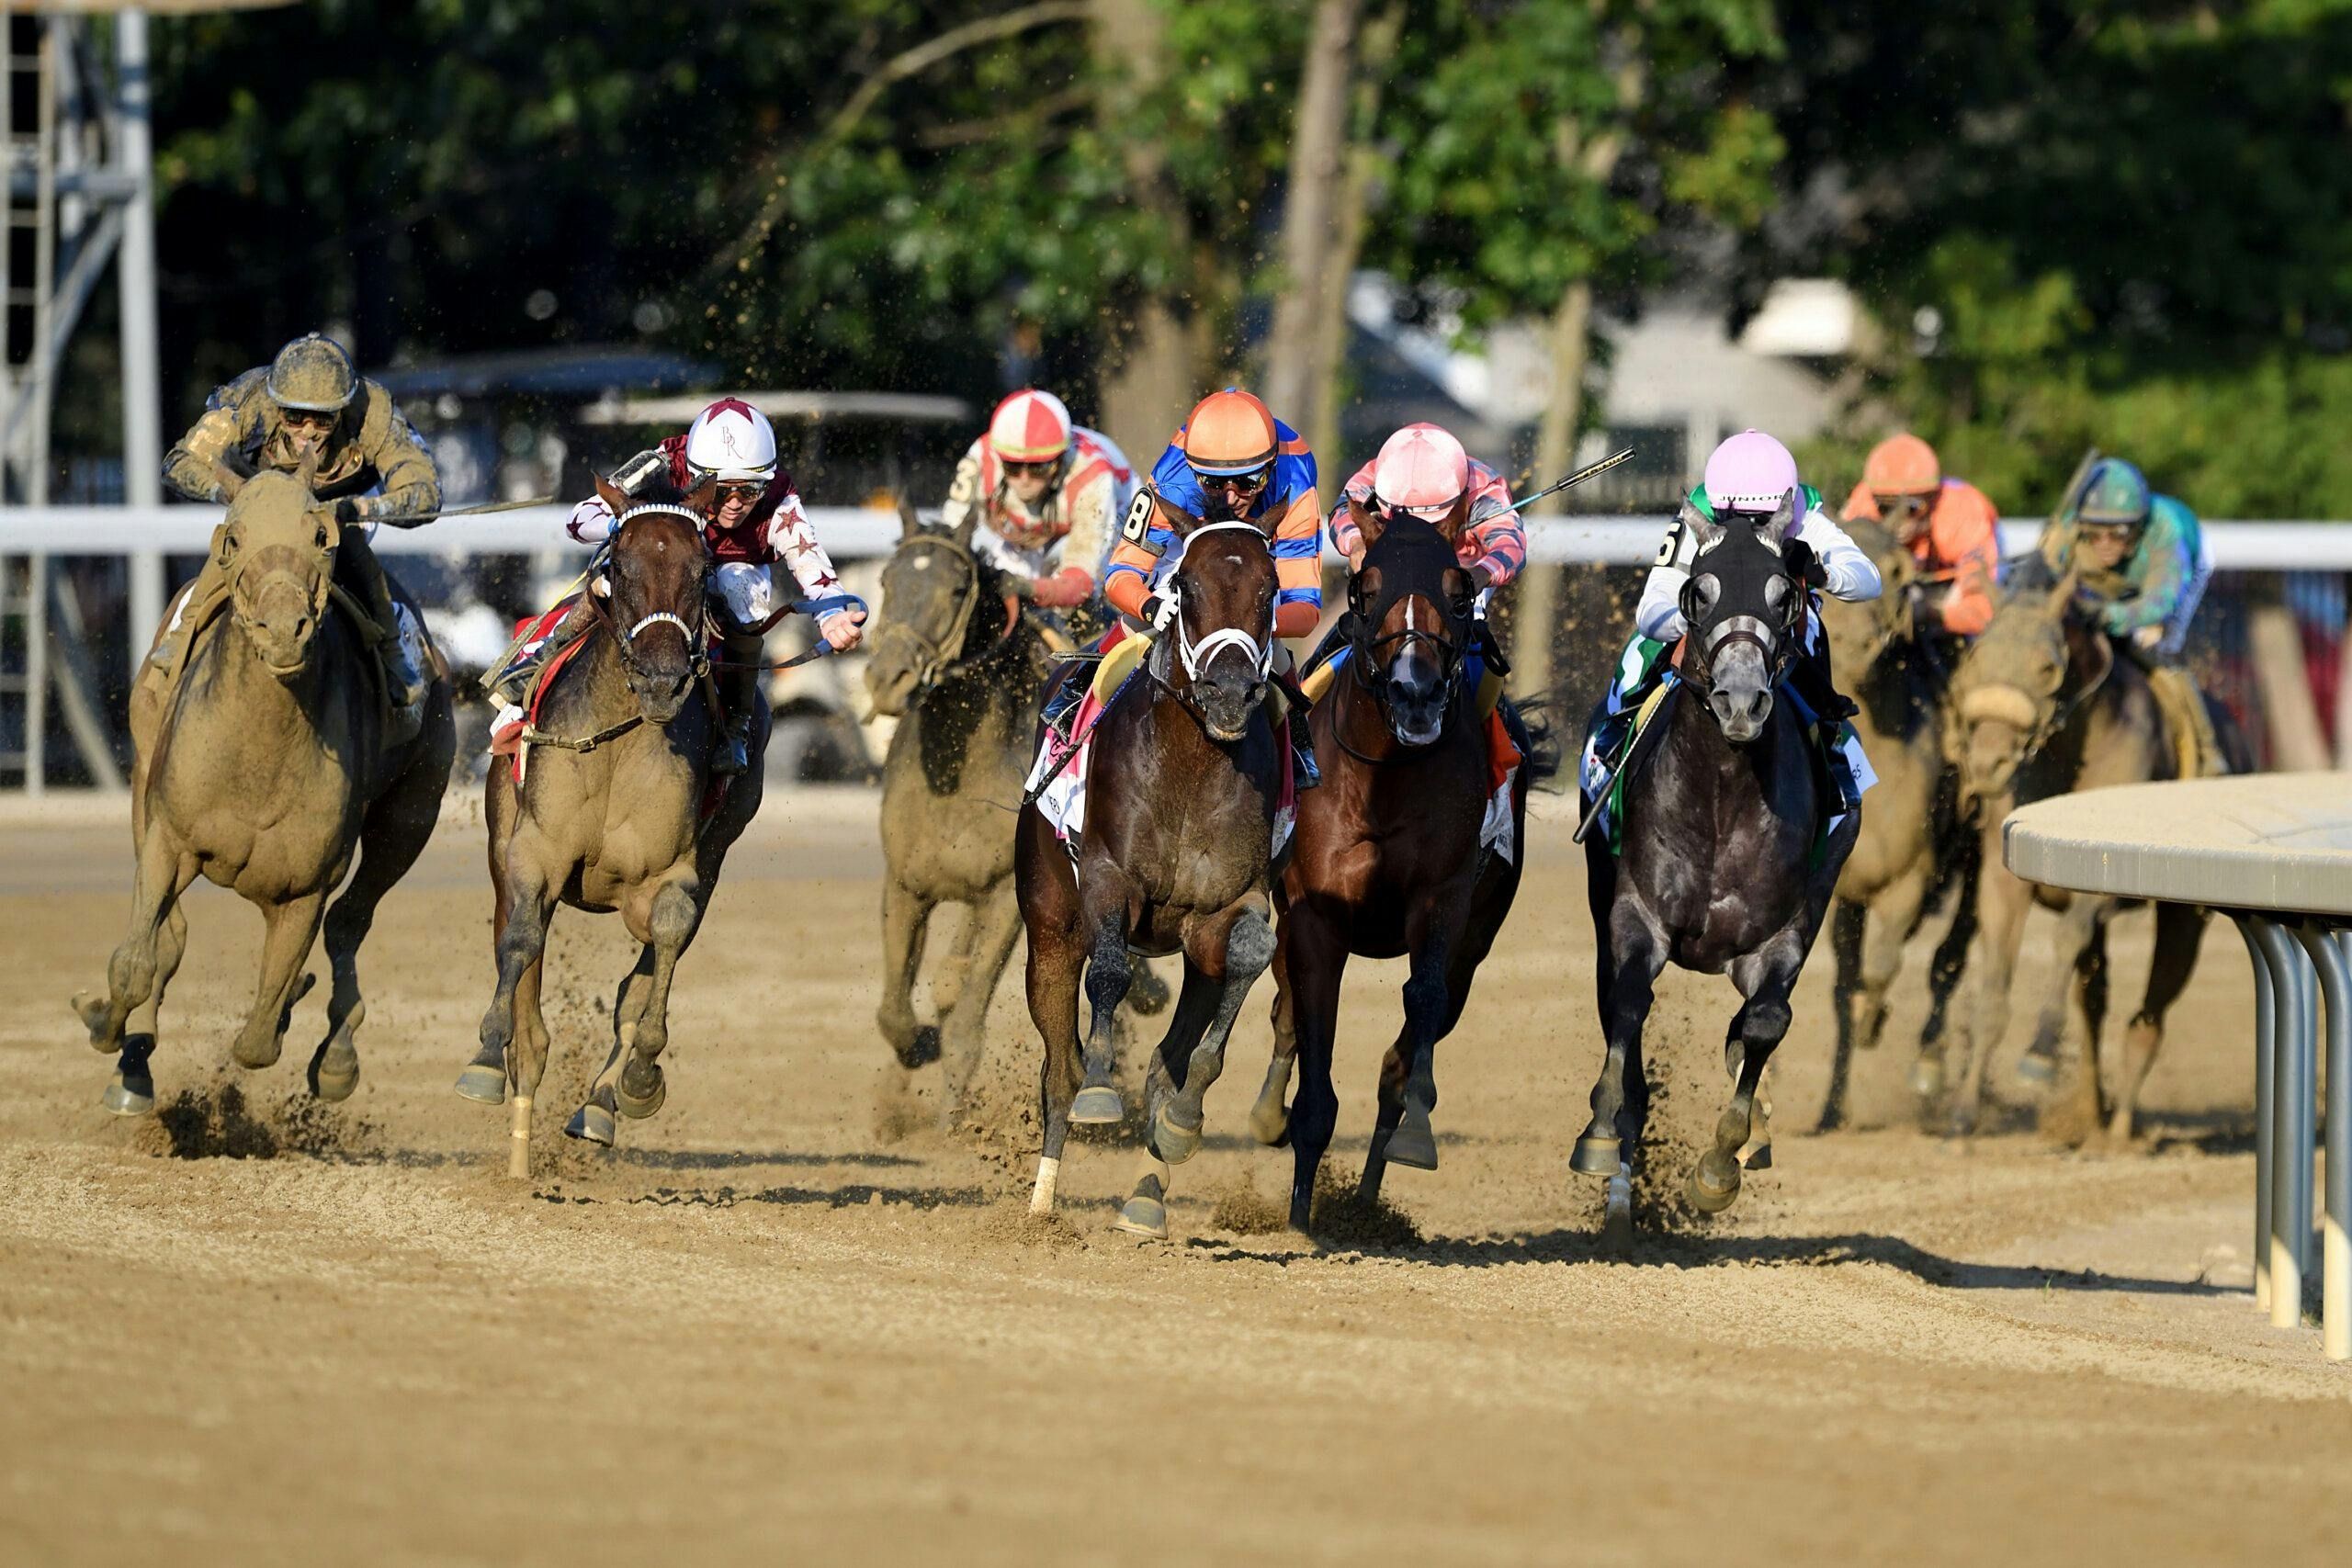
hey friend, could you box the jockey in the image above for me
[1838,433,2000,641]
[1077,387,1323,783]
[1586,430,1883,823]
[2037,456,2220,772]
[1309,422,1522,701]
[938,389,1136,611]
[496,399,866,774]
[155,333,439,742]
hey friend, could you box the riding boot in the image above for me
[711,638,763,776]
[337,534,426,746]
[1272,671,1320,789]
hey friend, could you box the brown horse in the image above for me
[1249,509,1550,1230]
[456,472,768,1176]
[1017,519,1284,1238]
[1815,518,1978,1130]
[74,461,455,1111]
[1935,577,2246,1142]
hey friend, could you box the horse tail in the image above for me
[1499,692,1566,793]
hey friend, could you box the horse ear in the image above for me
[950,504,978,548]
[1768,487,1800,540]
[1348,493,1385,549]
[684,475,719,516]
[594,473,629,516]
[2058,612,2114,707]
[899,499,926,540]
[1433,492,1471,546]
[212,462,246,503]
[295,448,321,495]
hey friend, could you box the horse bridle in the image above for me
[877,533,1018,692]
[1337,570,1469,762]
[1684,533,1805,691]
[1150,519,1275,718]
[591,502,712,682]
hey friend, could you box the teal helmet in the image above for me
[2075,458,2151,528]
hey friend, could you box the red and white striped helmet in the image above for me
[683,398,778,484]
[988,389,1073,464]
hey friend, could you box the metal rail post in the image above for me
[2330,931,2352,1361]
[2251,919,2312,1330]
[2236,917,2276,1313]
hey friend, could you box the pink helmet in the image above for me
[1373,423,1470,520]
[1702,429,1799,515]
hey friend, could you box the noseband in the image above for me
[1151,520,1274,725]
[876,534,1015,692]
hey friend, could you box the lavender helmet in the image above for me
[1702,429,1800,516]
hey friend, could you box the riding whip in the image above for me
[1486,447,1638,522]
[364,494,559,527]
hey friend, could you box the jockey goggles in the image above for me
[707,479,767,506]
[1191,462,1272,497]
[2078,519,2139,544]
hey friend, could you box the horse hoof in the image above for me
[1742,1140,1773,1172]
[895,1026,942,1070]
[615,1066,667,1121]
[454,1065,508,1105]
[1247,1095,1289,1147]
[1385,1115,1438,1172]
[1569,1133,1621,1178]
[1152,1108,1203,1166]
[309,1043,359,1102]
[230,1037,281,1071]
[1689,1152,1742,1214]
[2015,1051,2057,1087]
[1601,1166,1634,1250]
[1069,1086,1124,1125]
[1114,1194,1169,1240]
[1911,1058,1945,1098]
[565,1102,616,1147]
[102,1073,154,1118]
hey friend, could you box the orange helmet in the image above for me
[1862,433,1940,496]
[1180,389,1279,476]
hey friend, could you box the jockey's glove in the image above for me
[333,497,368,525]
[1140,592,1181,632]
[1783,537,1828,589]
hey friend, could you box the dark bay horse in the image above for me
[1576,494,1860,1235]
[1251,509,1550,1230]
[456,473,769,1176]
[74,460,454,1111]
[866,508,1067,1122]
[1815,518,1977,1130]
[1935,578,2247,1143]
[1017,519,1284,1238]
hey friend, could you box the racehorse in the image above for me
[1934,577,2247,1143]
[1017,518,1284,1238]
[455,472,768,1176]
[1250,506,1552,1230]
[1574,493,1860,1234]
[74,459,455,1111]
[1815,517,1977,1131]
[865,506,1169,1126]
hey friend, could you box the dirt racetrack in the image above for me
[4,786,2347,1566]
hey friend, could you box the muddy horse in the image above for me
[1575,494,1860,1235]
[1017,519,1285,1238]
[1250,506,1550,1230]
[456,473,770,1175]
[1815,517,1977,1131]
[74,460,455,1112]
[1935,576,2247,1143]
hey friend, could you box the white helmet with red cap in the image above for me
[988,389,1074,464]
[683,398,779,485]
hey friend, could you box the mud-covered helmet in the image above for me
[683,398,778,485]
[2075,457,2151,529]
[988,389,1073,464]
[1862,433,1940,497]
[1181,389,1280,478]
[1702,429,1800,515]
[266,333,357,413]
[1373,423,1470,520]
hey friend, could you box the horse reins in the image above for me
[1146,520,1276,727]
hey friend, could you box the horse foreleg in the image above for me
[876,878,941,1070]
[1951,862,2033,1137]
[938,878,1023,1127]
[103,903,186,1118]
[1820,899,1867,1134]
[1918,840,1982,1063]
[482,867,555,1179]
[2018,895,2108,1095]
[1154,903,1275,1167]
[75,827,196,1062]
[310,770,442,1103]
[571,943,648,1146]
[614,878,705,1129]
[1250,919,1299,1147]
[232,889,328,1073]
[1697,941,1804,1215]
[1023,900,1086,1218]
[1576,896,1667,1247]
[1272,913,1345,1231]
[1383,928,1456,1175]
[1071,882,1136,1125]
[2109,902,2208,1147]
